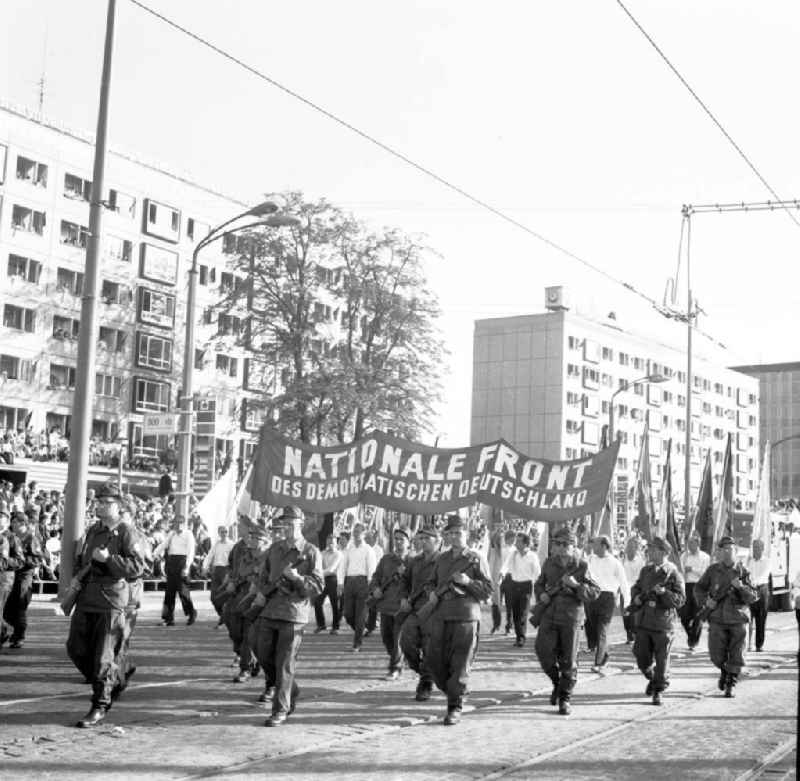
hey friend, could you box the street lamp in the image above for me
[608,373,667,442]
[175,202,300,521]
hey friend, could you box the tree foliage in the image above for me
[214,192,445,445]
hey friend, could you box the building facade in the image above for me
[731,361,800,501]
[471,287,761,524]
[0,102,265,479]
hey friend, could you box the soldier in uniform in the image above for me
[533,527,601,715]
[66,481,144,727]
[694,535,758,697]
[399,526,440,701]
[0,509,22,645]
[629,537,685,705]
[369,528,411,680]
[2,512,47,648]
[116,507,147,689]
[424,515,492,726]
[251,506,323,727]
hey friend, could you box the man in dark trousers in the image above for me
[534,527,600,715]
[424,515,492,725]
[251,506,323,727]
[369,528,411,680]
[66,481,144,727]
[313,534,342,634]
[399,526,440,701]
[630,536,685,705]
[694,536,758,697]
[0,509,22,644]
[155,515,197,626]
[499,531,541,647]
[339,523,377,652]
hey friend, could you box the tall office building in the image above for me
[731,361,800,501]
[471,286,760,524]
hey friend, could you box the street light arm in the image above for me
[196,202,281,255]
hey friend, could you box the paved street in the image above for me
[0,594,796,780]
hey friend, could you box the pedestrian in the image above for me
[487,529,514,634]
[339,523,377,652]
[155,515,197,626]
[629,536,685,705]
[202,526,235,626]
[678,533,711,651]
[746,538,771,652]
[313,534,342,635]
[0,509,22,644]
[424,514,492,726]
[694,536,758,697]
[369,528,411,680]
[65,481,144,727]
[621,536,646,643]
[585,534,630,671]
[364,529,383,636]
[399,526,440,701]
[251,506,323,727]
[499,531,541,647]
[533,527,601,715]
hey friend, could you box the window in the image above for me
[49,363,76,390]
[715,405,724,417]
[633,383,644,396]
[60,219,88,248]
[241,399,268,432]
[714,382,724,395]
[100,279,131,305]
[133,377,171,412]
[567,336,582,351]
[676,419,686,432]
[0,355,33,382]
[647,385,661,406]
[222,232,246,255]
[95,373,121,398]
[633,357,644,371]
[0,144,6,183]
[199,265,209,286]
[56,267,84,295]
[662,390,673,404]
[104,235,133,264]
[677,394,686,408]
[601,347,614,361]
[582,366,599,389]
[194,348,206,370]
[216,354,238,378]
[99,327,127,353]
[565,447,578,459]
[618,352,629,366]
[3,305,35,332]
[566,363,581,378]
[565,419,580,433]
[218,313,242,336]
[138,288,175,328]
[583,339,600,363]
[662,415,670,428]
[64,173,92,201]
[601,400,609,414]
[702,402,712,414]
[583,395,599,417]
[618,431,629,445]
[677,371,686,383]
[186,217,209,241]
[617,404,629,418]
[106,188,135,218]
[143,198,181,243]
[600,373,614,388]
[135,333,172,371]
[7,254,41,283]
[52,315,80,340]
[582,421,599,446]
[220,272,244,293]
[0,405,29,429]
[139,243,179,286]
[15,156,48,187]
[566,391,581,407]
[12,205,46,235]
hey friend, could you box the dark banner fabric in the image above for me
[250,428,619,522]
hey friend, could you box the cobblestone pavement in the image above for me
[0,594,796,780]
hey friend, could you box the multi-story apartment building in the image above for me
[731,361,800,501]
[471,286,761,525]
[0,101,265,477]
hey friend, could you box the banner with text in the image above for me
[251,428,620,521]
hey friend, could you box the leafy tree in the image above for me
[213,192,445,445]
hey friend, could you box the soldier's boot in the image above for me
[557,697,571,716]
[490,604,502,634]
[645,667,655,696]
[651,690,662,706]
[546,668,560,706]
[415,679,433,702]
[717,669,727,691]
[76,706,106,728]
[724,673,737,698]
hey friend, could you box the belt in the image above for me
[345,574,367,579]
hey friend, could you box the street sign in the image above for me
[142,413,177,435]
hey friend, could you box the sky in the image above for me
[2,0,799,446]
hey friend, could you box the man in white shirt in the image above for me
[622,537,646,643]
[500,532,541,647]
[746,538,771,652]
[679,533,711,650]
[338,524,376,651]
[586,535,630,672]
[202,526,235,626]
[314,535,343,634]
[155,515,197,626]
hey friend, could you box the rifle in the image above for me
[60,563,93,617]
[242,553,309,622]
[366,563,406,610]
[416,554,478,625]
[529,563,582,628]
[689,564,747,636]
[624,569,671,619]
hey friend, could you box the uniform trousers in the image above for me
[750,584,769,650]
[535,615,580,700]
[162,555,194,622]
[678,582,703,648]
[427,618,479,710]
[633,629,674,692]
[708,621,747,675]
[66,608,126,709]
[379,612,404,672]
[3,571,33,641]
[253,617,303,715]
[343,575,369,648]
[209,566,228,617]
[0,573,13,639]
[399,612,432,686]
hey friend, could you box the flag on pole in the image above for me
[632,419,655,542]
[591,424,612,540]
[656,439,671,539]
[751,442,772,559]
[712,433,735,548]
[195,464,238,536]
[660,439,683,572]
[694,449,715,555]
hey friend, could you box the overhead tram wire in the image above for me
[615,0,800,232]
[127,0,663,313]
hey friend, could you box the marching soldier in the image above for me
[399,526,440,701]
[369,528,411,680]
[694,536,758,698]
[629,537,685,705]
[251,506,323,727]
[424,515,492,725]
[533,527,601,715]
[116,507,148,690]
[66,481,144,727]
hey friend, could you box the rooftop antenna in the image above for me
[37,19,49,113]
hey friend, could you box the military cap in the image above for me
[444,514,465,531]
[392,527,410,540]
[552,527,577,545]
[97,481,122,500]
[717,535,736,548]
[649,536,672,554]
[275,505,305,523]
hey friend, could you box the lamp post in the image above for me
[608,373,667,442]
[175,203,299,521]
